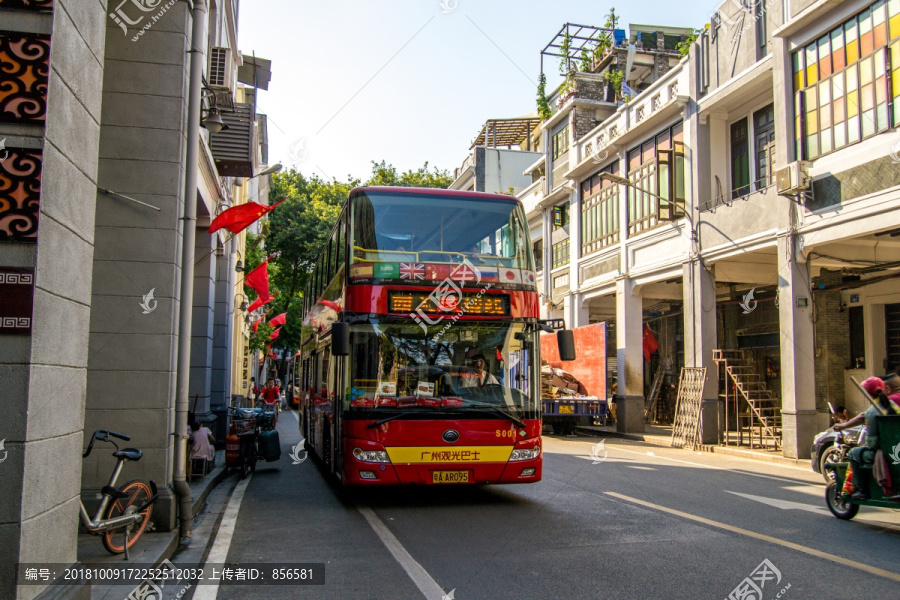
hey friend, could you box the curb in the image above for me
[573,426,809,468]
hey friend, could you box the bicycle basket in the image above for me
[232,416,257,436]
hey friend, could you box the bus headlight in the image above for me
[509,446,541,461]
[353,448,390,463]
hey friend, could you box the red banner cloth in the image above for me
[208,198,284,234]
[244,258,272,301]
[246,294,273,314]
[643,324,659,363]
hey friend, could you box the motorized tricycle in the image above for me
[823,380,900,520]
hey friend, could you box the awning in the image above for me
[238,55,272,90]
[471,115,542,149]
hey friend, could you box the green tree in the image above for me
[366,160,453,188]
[248,161,452,359]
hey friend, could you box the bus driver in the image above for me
[460,354,499,388]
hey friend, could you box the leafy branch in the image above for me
[536,73,552,119]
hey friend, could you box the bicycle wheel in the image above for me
[249,438,258,474]
[101,480,153,554]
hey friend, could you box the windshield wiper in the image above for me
[367,411,420,428]
[459,400,526,428]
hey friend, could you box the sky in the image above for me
[238,0,717,183]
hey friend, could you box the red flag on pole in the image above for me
[269,327,281,340]
[268,312,287,327]
[246,294,274,314]
[252,309,272,333]
[244,257,273,301]
[208,198,285,234]
[642,324,659,362]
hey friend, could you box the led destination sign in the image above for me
[387,291,510,316]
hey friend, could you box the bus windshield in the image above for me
[350,191,533,271]
[346,321,539,417]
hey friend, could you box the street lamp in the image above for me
[255,163,282,177]
[201,106,228,134]
[235,293,249,311]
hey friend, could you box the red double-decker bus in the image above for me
[299,186,571,485]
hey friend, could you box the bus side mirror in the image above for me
[557,330,576,361]
[332,322,350,356]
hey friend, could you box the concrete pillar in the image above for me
[777,231,817,459]
[190,230,216,421]
[0,4,107,599]
[683,259,719,444]
[565,292,590,328]
[210,237,235,438]
[542,207,552,302]
[615,276,644,433]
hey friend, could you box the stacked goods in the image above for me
[541,364,582,399]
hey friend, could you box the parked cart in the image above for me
[542,396,608,435]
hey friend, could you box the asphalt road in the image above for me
[196,411,900,600]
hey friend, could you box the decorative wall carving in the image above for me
[0,147,43,241]
[0,266,35,334]
[0,31,51,125]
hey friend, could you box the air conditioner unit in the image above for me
[208,47,234,92]
[776,161,811,196]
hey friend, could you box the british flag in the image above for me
[399,263,425,280]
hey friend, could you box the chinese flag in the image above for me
[244,258,273,301]
[268,312,287,327]
[246,294,274,313]
[252,309,272,333]
[269,327,281,340]
[208,198,284,234]
[643,324,659,362]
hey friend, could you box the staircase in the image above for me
[713,349,782,451]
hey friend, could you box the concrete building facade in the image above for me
[507,2,900,458]
[0,2,271,598]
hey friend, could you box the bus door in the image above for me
[328,350,345,478]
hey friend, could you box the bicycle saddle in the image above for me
[113,448,143,461]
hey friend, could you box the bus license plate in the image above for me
[432,471,469,484]
[558,404,574,414]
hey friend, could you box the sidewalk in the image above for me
[55,451,231,600]
[573,424,810,468]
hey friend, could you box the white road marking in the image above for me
[192,475,252,600]
[607,491,900,583]
[357,505,449,600]
[606,443,822,487]
[725,490,830,514]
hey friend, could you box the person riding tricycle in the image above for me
[824,375,900,519]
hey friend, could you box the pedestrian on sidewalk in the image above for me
[189,421,215,462]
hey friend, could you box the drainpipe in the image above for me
[174,0,208,543]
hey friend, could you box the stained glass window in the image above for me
[793,0,896,159]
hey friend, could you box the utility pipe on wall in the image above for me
[173,0,209,542]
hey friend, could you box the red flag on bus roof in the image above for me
[208,198,284,234]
